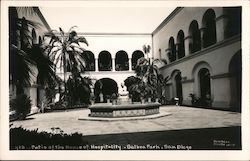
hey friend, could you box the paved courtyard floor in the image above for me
[11,105,241,136]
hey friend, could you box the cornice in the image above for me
[34,7,51,31]
[152,7,183,35]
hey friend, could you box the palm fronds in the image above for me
[9,7,55,94]
[46,27,88,74]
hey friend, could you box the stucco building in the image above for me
[152,7,241,111]
[57,34,152,97]
[9,7,242,112]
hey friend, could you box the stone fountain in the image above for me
[88,84,161,118]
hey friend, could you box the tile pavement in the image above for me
[11,106,241,136]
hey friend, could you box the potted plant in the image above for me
[148,97,152,103]
[111,93,117,105]
[106,95,111,103]
[147,90,153,103]
[89,93,95,105]
[128,94,133,104]
[140,96,145,104]
[140,90,147,104]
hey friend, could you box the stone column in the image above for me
[129,58,132,71]
[95,58,98,72]
[165,48,171,63]
[200,27,206,49]
[215,15,230,42]
[175,43,180,60]
[184,36,192,56]
[112,58,115,71]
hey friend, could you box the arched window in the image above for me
[168,37,176,62]
[177,30,185,59]
[224,7,242,38]
[98,51,112,71]
[189,20,201,53]
[38,36,42,45]
[32,28,37,45]
[115,50,129,71]
[199,68,211,106]
[202,9,217,48]
[175,72,183,104]
[132,50,144,70]
[82,50,95,71]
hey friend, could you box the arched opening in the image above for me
[38,36,42,45]
[177,30,185,59]
[132,50,144,70]
[202,9,217,48]
[32,28,37,45]
[98,51,112,71]
[199,68,211,106]
[168,37,176,62]
[229,50,241,112]
[189,20,201,54]
[224,7,242,38]
[82,50,95,71]
[115,50,129,71]
[175,72,183,104]
[94,78,118,103]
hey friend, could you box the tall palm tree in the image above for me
[45,27,88,101]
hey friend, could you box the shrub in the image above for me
[10,127,88,150]
[10,94,32,120]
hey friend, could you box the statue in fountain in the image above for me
[118,83,129,104]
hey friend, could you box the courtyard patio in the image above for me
[10,106,241,150]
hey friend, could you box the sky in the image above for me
[39,2,175,34]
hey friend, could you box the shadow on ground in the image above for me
[10,126,241,150]
[83,126,241,150]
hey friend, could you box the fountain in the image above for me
[88,83,161,118]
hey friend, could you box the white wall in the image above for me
[56,34,152,94]
[81,34,152,59]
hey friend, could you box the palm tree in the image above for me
[125,45,169,102]
[28,43,58,87]
[45,27,88,102]
[134,58,162,99]
[9,7,39,94]
[9,6,59,108]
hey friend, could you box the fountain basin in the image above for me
[88,102,161,118]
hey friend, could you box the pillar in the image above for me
[95,58,98,72]
[200,27,206,49]
[184,36,192,56]
[175,43,180,60]
[215,15,229,42]
[112,58,115,71]
[129,58,132,71]
[165,48,171,63]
